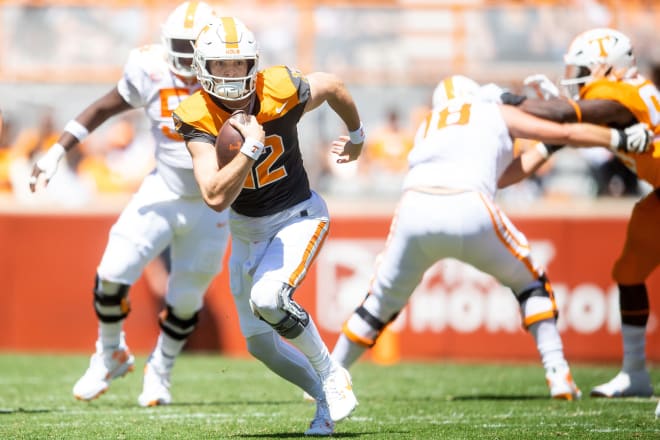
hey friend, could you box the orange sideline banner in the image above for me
[0,211,658,363]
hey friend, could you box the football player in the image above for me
[172,16,363,436]
[29,2,229,407]
[507,28,659,401]
[330,74,653,401]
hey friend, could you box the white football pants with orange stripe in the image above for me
[226,191,332,401]
[341,189,557,350]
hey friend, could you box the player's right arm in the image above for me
[519,97,636,126]
[175,113,265,212]
[497,105,652,188]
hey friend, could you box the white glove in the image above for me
[477,83,505,104]
[609,123,654,154]
[523,74,560,100]
[31,143,66,186]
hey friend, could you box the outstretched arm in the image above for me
[305,72,365,163]
[29,87,133,192]
[501,104,648,149]
[497,105,652,188]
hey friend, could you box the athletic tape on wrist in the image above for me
[240,137,265,161]
[349,122,366,144]
[609,128,622,150]
[64,120,90,142]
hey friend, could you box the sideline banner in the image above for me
[0,211,657,362]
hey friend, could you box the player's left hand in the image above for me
[523,74,560,100]
[610,122,654,154]
[331,135,363,163]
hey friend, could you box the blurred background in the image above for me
[1,0,659,362]
[1,0,659,206]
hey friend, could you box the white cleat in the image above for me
[302,391,316,403]
[138,360,172,407]
[73,340,135,401]
[304,399,334,436]
[590,370,653,398]
[545,365,581,400]
[655,400,660,419]
[321,365,358,422]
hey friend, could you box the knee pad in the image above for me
[159,304,200,341]
[619,283,649,326]
[342,293,399,348]
[251,282,309,339]
[93,275,131,323]
[516,274,558,329]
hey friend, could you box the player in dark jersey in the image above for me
[173,17,364,436]
[501,28,659,402]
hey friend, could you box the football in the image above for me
[215,110,247,167]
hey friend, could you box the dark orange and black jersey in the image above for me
[173,65,312,217]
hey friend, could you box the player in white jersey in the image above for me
[330,75,653,400]
[29,2,228,407]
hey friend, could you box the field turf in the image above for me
[0,354,658,439]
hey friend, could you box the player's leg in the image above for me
[139,198,230,407]
[248,192,356,423]
[591,190,659,398]
[228,235,331,434]
[332,191,432,369]
[464,194,580,400]
[73,175,173,401]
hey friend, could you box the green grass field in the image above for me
[0,353,658,439]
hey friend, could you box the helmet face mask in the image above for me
[161,1,216,79]
[560,28,636,98]
[193,16,259,104]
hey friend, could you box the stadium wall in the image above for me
[1,199,658,363]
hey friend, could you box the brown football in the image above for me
[215,110,247,168]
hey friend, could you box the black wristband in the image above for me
[501,92,527,106]
[546,144,565,154]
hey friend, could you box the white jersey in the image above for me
[403,100,513,199]
[117,44,201,196]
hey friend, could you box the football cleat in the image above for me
[655,400,660,418]
[304,399,334,436]
[590,370,653,398]
[321,365,358,422]
[546,365,582,400]
[138,359,172,407]
[73,340,135,401]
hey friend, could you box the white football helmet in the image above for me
[161,1,217,79]
[193,16,259,102]
[432,75,480,110]
[561,28,636,96]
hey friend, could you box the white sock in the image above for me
[528,319,567,372]
[290,319,334,377]
[99,322,123,351]
[621,324,647,372]
[151,332,186,371]
[331,334,367,369]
